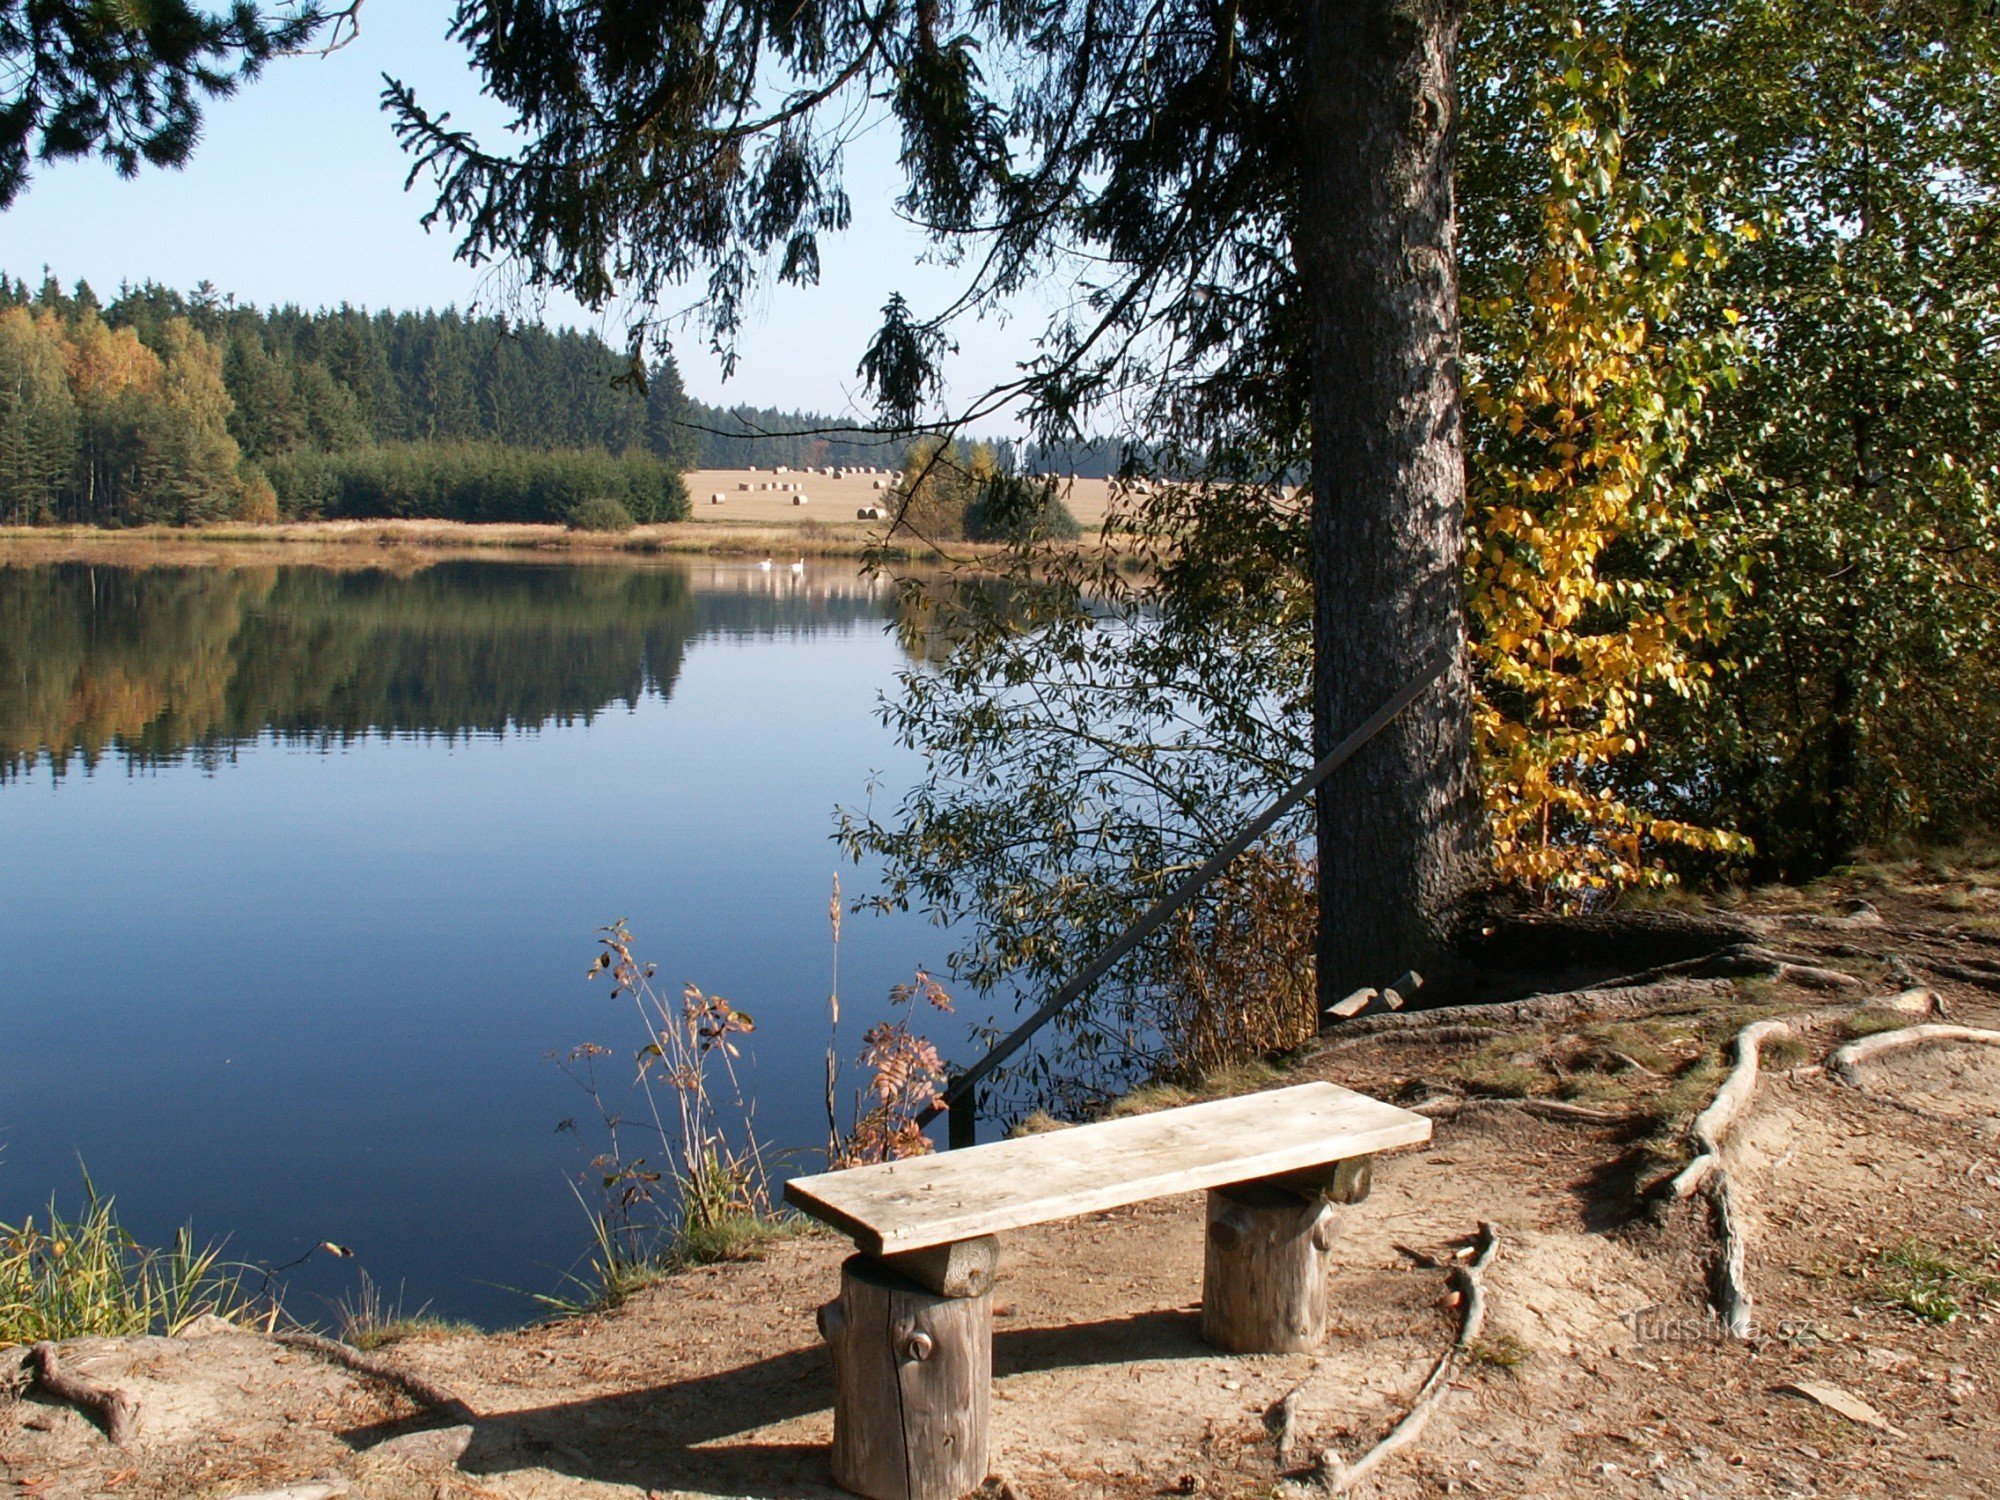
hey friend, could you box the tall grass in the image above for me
[0,1176,248,1348]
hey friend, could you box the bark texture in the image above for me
[819,1255,992,1500]
[1295,0,1482,1004]
[1200,1183,1339,1353]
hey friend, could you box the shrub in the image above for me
[566,494,636,532]
[963,474,1082,543]
[265,440,689,525]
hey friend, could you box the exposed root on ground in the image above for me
[1703,1175,1754,1339]
[1828,1023,2000,1085]
[1919,959,2000,995]
[274,1331,476,1424]
[1669,1019,1795,1202]
[1413,1095,1641,1126]
[1662,1018,1795,1340]
[1607,943,1861,994]
[1325,978,1738,1042]
[1855,987,1946,1020]
[21,1341,138,1445]
[1305,1223,1499,1495]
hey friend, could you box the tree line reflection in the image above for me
[0,559,905,776]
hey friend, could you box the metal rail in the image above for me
[924,649,1451,1144]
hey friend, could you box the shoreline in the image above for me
[0,518,979,568]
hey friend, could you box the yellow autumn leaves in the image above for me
[1466,33,1752,906]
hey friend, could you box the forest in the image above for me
[0,275,1095,528]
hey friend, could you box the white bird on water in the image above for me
[758,557,773,571]
[790,558,806,574]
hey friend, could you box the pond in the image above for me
[0,553,974,1327]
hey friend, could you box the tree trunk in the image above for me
[1294,0,1482,1003]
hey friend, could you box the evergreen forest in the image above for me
[0,274,1089,527]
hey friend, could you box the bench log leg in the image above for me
[819,1253,992,1500]
[1201,1183,1340,1353]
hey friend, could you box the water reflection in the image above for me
[0,558,903,775]
[0,553,967,1326]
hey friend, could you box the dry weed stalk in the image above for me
[579,920,771,1264]
[834,970,956,1166]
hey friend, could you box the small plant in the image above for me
[557,920,776,1304]
[833,970,956,1166]
[332,1269,475,1349]
[1872,1239,2000,1324]
[0,1175,248,1348]
[1466,1333,1531,1373]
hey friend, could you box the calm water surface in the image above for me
[0,555,970,1326]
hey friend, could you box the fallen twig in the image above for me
[1606,1049,1664,1078]
[25,1341,138,1445]
[276,1331,475,1423]
[1314,1223,1499,1493]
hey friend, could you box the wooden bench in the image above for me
[784,1081,1431,1500]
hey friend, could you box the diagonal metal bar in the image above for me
[920,648,1451,1132]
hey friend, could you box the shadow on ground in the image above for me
[341,1308,1205,1498]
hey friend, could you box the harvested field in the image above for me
[685,467,1117,531]
[0,470,1119,566]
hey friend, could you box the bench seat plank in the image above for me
[784,1081,1431,1255]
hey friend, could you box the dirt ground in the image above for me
[5,865,1997,1500]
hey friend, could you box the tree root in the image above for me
[1413,1095,1640,1126]
[1656,1018,1794,1340]
[1324,942,1861,1050]
[1703,1174,1753,1339]
[1310,1224,1499,1494]
[23,1341,138,1445]
[1827,1023,2000,1085]
[1856,987,1945,1020]
[1920,959,2000,995]
[1668,1019,1794,1201]
[1473,910,1769,971]
[1323,977,1737,1042]
[275,1332,476,1424]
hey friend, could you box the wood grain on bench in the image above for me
[784,1081,1431,1255]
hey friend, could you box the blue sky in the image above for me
[0,2,1037,422]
